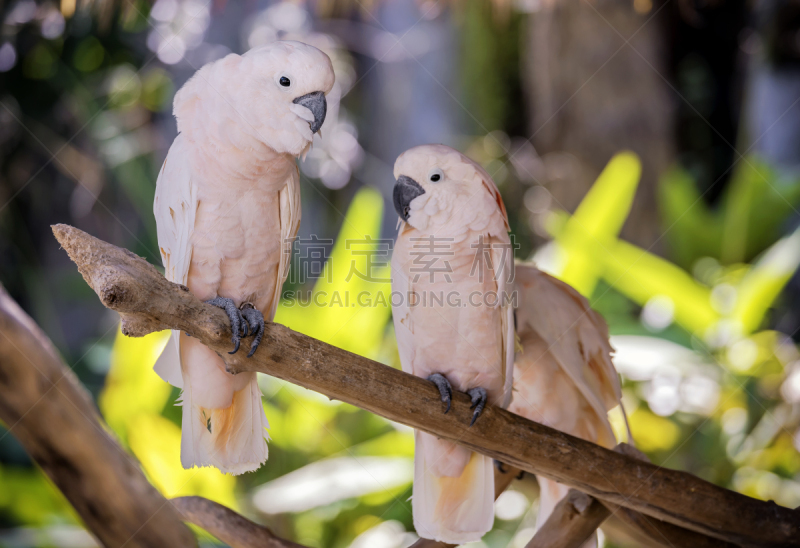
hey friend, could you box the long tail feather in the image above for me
[175,334,269,475]
[413,431,494,543]
[179,372,269,475]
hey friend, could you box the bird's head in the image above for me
[239,40,335,156]
[392,144,509,234]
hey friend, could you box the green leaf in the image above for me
[658,167,721,268]
[733,226,800,334]
[127,414,238,508]
[598,238,719,335]
[275,188,391,360]
[556,152,641,296]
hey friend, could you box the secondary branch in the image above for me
[52,224,800,548]
[0,284,196,547]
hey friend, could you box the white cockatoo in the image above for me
[509,263,628,546]
[390,144,515,543]
[152,41,334,475]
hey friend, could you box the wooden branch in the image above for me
[601,444,740,548]
[52,224,800,548]
[171,497,307,548]
[0,284,196,547]
[413,445,729,548]
[526,489,609,548]
[603,505,740,548]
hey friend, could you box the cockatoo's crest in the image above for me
[173,40,335,158]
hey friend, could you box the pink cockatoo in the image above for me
[509,263,628,546]
[153,41,334,475]
[390,144,515,543]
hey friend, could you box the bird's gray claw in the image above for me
[427,373,452,414]
[240,304,265,358]
[494,460,508,474]
[205,297,245,354]
[467,387,488,427]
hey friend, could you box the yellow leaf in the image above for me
[128,414,237,509]
[629,407,681,452]
[556,152,642,296]
[99,328,171,442]
[276,187,391,359]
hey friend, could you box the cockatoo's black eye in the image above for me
[279,76,291,87]
[428,168,444,183]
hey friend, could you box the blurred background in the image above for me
[1,0,800,546]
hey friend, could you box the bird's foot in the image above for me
[467,387,488,427]
[427,373,453,414]
[205,297,246,354]
[494,460,525,479]
[240,303,265,358]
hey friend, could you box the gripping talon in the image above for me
[467,387,488,427]
[205,297,244,354]
[427,373,452,414]
[494,460,508,474]
[229,339,240,355]
[240,304,265,358]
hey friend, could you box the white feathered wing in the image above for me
[510,263,629,546]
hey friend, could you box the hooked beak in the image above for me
[393,175,425,221]
[293,91,327,134]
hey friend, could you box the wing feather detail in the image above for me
[270,167,302,319]
[153,135,198,388]
[514,263,621,420]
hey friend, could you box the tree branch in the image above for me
[171,497,307,548]
[601,444,740,548]
[525,489,609,548]
[0,284,196,547]
[52,224,800,548]
[410,445,734,548]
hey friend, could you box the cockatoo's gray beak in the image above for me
[393,175,425,221]
[293,91,327,134]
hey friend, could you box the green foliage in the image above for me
[542,152,800,525]
[548,153,800,340]
[0,467,80,527]
[72,37,105,72]
[459,0,525,134]
[2,2,800,544]
[99,329,171,443]
[555,151,641,296]
[660,158,800,268]
[733,227,800,334]
[275,187,392,361]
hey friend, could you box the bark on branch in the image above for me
[171,497,307,548]
[52,224,800,548]
[525,489,609,548]
[0,284,196,547]
[412,445,736,548]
